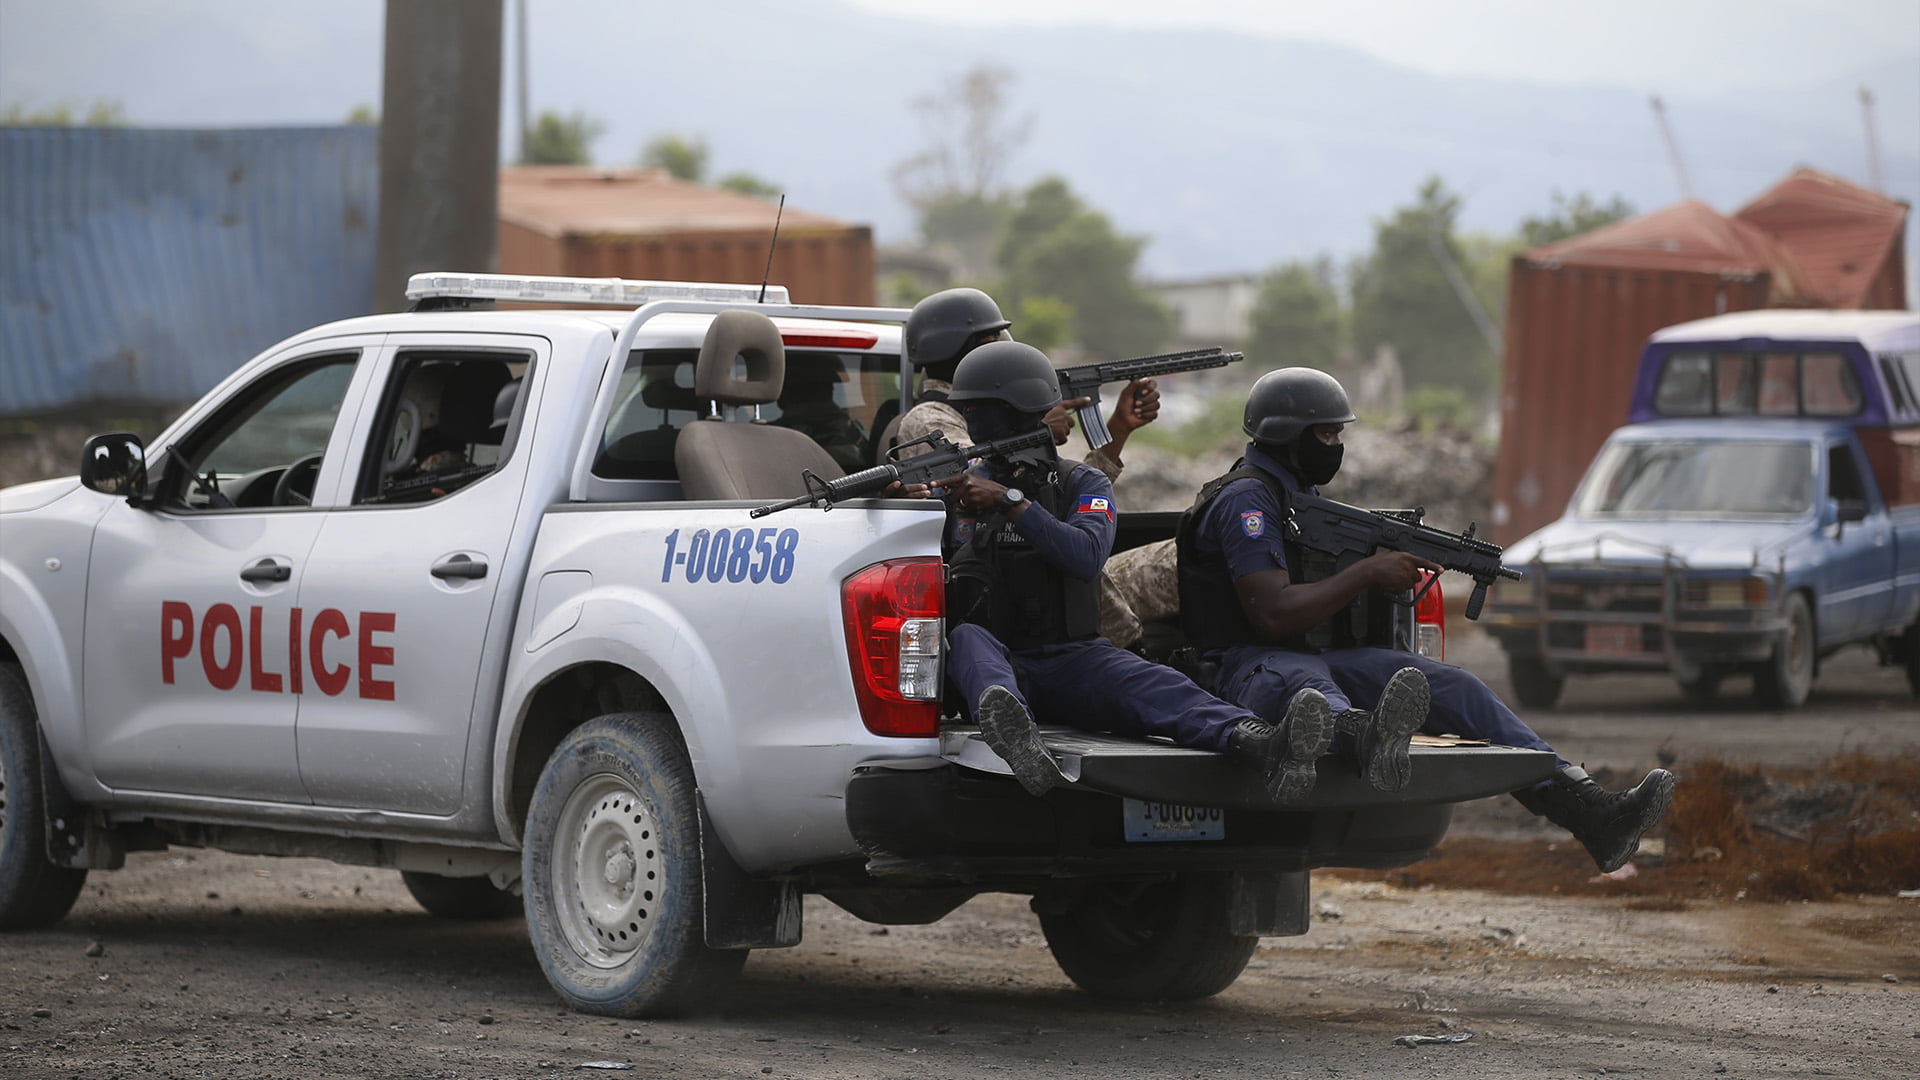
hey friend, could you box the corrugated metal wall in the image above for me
[0,127,378,416]
[1491,261,1772,543]
[500,223,875,306]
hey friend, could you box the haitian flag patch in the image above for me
[1240,510,1266,537]
[1076,495,1114,519]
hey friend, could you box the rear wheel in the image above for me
[0,663,88,931]
[400,871,522,921]
[1903,619,1920,698]
[522,712,746,1017]
[1754,593,1814,709]
[1507,656,1565,710]
[1038,875,1256,1001]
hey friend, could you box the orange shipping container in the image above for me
[497,166,874,305]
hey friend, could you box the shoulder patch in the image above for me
[951,518,976,543]
[1240,510,1266,537]
[1076,494,1113,520]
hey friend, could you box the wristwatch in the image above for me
[1001,487,1025,509]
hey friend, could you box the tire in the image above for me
[1903,621,1920,698]
[1754,592,1814,709]
[1039,874,1257,1001]
[522,712,746,1017]
[1507,656,1565,710]
[400,871,522,921]
[0,663,88,931]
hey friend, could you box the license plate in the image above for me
[1122,799,1224,842]
[1584,624,1644,656]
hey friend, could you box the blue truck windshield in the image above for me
[1576,440,1814,517]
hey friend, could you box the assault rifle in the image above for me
[1056,347,1244,450]
[1282,490,1522,620]
[751,427,1053,518]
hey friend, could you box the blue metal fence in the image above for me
[0,126,378,415]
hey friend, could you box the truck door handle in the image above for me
[431,554,488,580]
[240,558,292,583]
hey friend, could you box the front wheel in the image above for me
[1038,875,1257,1001]
[522,712,746,1017]
[400,871,522,921]
[1507,656,1565,710]
[0,663,88,931]
[1754,593,1814,709]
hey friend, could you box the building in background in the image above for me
[1148,274,1259,348]
[497,166,873,305]
[1492,168,1909,542]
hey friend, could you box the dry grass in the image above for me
[1328,753,1920,902]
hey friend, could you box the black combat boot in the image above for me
[1228,688,1335,804]
[1333,666,1430,793]
[1515,765,1676,873]
[975,685,1066,798]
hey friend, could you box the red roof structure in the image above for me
[1733,168,1909,310]
[1530,199,1802,296]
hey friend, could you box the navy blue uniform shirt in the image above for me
[947,461,1116,582]
[1190,442,1310,580]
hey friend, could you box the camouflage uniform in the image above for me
[1100,538,1177,647]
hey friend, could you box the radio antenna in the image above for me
[758,194,786,303]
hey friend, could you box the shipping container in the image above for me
[1491,171,1909,543]
[497,167,873,305]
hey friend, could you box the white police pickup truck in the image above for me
[0,273,1555,1016]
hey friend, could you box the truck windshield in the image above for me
[1575,440,1814,517]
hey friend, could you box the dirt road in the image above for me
[4,627,1916,1079]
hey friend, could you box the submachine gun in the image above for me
[1056,347,1244,450]
[1282,491,1523,620]
[751,427,1054,518]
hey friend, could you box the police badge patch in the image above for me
[952,518,976,543]
[1240,510,1265,537]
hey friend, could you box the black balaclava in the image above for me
[961,402,1057,483]
[1287,430,1344,487]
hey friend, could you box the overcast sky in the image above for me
[850,0,1920,98]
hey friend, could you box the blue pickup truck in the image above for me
[1484,310,1920,709]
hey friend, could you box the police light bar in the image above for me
[405,272,789,306]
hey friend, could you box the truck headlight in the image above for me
[1682,577,1769,608]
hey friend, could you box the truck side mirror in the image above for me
[79,433,147,501]
[1836,499,1868,524]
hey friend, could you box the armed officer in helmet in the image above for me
[884,288,1162,478]
[1178,367,1675,872]
[929,343,1419,804]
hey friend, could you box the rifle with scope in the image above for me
[751,427,1054,518]
[1055,347,1244,450]
[1282,490,1523,620]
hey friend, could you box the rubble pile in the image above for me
[1113,421,1496,532]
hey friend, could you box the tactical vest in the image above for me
[1175,463,1386,652]
[946,464,1104,650]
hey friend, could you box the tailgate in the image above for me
[940,728,1557,810]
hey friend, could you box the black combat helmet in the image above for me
[1243,367,1356,445]
[904,288,1011,370]
[947,340,1063,414]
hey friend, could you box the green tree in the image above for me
[344,104,378,126]
[2,99,126,126]
[640,133,708,181]
[521,110,603,165]
[1350,176,1495,398]
[1520,190,1635,248]
[996,177,1173,358]
[717,172,781,198]
[1245,258,1342,373]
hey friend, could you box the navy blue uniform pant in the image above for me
[1216,645,1565,766]
[948,623,1252,751]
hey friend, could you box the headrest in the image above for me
[488,377,523,442]
[694,309,785,407]
[438,362,512,444]
[640,371,701,414]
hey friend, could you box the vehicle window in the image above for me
[1827,445,1866,503]
[1882,352,1920,419]
[1800,352,1861,416]
[593,347,901,481]
[164,354,357,511]
[356,351,527,505]
[1654,349,1863,418]
[1575,440,1813,517]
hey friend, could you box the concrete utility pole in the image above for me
[1859,86,1886,195]
[374,0,504,312]
[1649,95,1694,202]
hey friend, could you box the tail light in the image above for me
[842,558,945,737]
[1414,572,1445,661]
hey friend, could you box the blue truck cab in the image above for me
[1484,310,1920,709]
